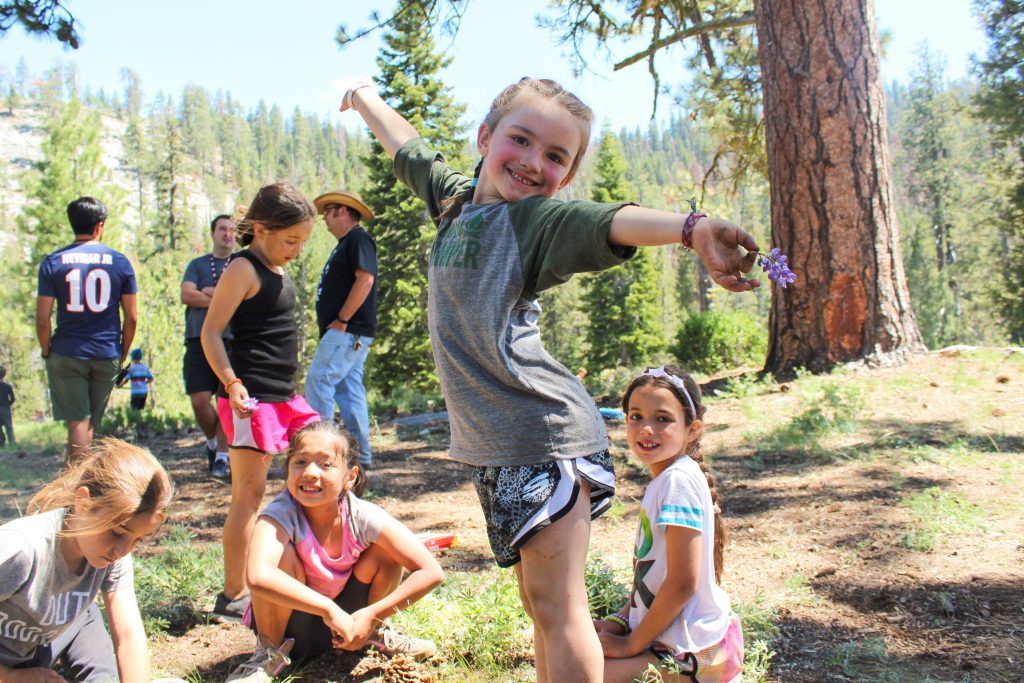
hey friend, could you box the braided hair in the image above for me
[622,365,727,582]
[438,77,594,221]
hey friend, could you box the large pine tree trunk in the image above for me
[756,0,924,374]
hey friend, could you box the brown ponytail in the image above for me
[438,158,483,221]
[622,365,726,582]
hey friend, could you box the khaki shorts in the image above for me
[46,353,119,424]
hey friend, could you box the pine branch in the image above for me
[613,11,756,71]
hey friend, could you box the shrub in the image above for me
[672,310,767,375]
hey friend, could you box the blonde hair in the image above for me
[28,438,174,537]
[440,77,595,220]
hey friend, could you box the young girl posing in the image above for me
[226,421,443,682]
[595,367,743,683]
[0,438,173,683]
[340,76,759,682]
[201,183,321,623]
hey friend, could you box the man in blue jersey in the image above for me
[35,197,138,461]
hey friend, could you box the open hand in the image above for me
[691,216,761,292]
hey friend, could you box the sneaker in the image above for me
[206,446,216,472]
[226,635,294,683]
[212,591,250,624]
[366,621,436,661]
[210,459,231,483]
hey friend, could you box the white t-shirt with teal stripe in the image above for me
[628,456,731,654]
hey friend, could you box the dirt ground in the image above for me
[1,349,1021,682]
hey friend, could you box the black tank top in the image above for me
[223,250,298,402]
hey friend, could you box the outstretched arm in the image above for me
[342,78,419,160]
[608,206,761,292]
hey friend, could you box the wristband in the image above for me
[224,378,243,392]
[343,83,374,110]
[605,613,630,633]
[337,317,350,325]
[681,197,706,251]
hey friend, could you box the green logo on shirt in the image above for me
[432,214,482,270]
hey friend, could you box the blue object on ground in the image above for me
[599,407,625,421]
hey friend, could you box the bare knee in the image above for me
[352,543,402,588]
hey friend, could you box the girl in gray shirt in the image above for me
[0,439,173,682]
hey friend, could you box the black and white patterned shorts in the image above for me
[472,450,616,568]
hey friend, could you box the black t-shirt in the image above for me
[314,227,378,339]
[220,250,298,402]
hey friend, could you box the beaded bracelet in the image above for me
[224,377,243,392]
[681,197,706,251]
[604,612,630,633]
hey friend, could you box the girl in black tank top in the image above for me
[198,183,318,617]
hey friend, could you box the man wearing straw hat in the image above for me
[305,190,378,468]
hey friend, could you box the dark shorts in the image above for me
[0,603,118,681]
[250,576,370,665]
[130,394,147,410]
[183,337,220,395]
[472,450,615,568]
[45,353,119,424]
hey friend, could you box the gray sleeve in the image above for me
[347,496,390,546]
[258,493,303,543]
[0,531,34,601]
[182,257,202,286]
[393,138,473,223]
[100,555,135,593]
[507,197,638,299]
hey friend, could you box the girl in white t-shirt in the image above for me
[595,366,743,683]
[226,421,444,682]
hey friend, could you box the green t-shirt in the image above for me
[395,138,636,466]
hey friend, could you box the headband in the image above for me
[642,367,696,419]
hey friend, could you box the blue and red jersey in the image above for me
[37,242,138,360]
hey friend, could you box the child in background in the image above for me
[0,366,14,447]
[0,438,173,683]
[341,75,759,682]
[595,367,742,683]
[125,348,154,410]
[227,421,442,682]
[200,183,320,623]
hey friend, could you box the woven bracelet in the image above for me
[605,613,630,633]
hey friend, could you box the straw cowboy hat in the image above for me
[313,191,374,221]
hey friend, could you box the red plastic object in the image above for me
[417,532,457,552]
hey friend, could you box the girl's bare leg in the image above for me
[518,480,602,683]
[223,447,272,597]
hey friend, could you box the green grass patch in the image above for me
[901,487,985,552]
[827,636,888,678]
[746,373,863,457]
[135,525,222,633]
[392,567,532,676]
[6,419,66,455]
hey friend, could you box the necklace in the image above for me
[210,253,230,285]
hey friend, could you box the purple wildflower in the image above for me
[757,247,798,288]
[241,397,260,411]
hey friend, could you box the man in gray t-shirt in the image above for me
[181,214,235,478]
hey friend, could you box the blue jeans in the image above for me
[304,328,373,465]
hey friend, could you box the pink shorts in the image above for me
[217,395,320,454]
[652,613,744,683]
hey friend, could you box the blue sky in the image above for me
[0,0,988,133]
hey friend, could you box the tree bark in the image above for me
[756,0,924,375]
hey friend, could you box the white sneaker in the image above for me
[225,635,294,683]
[366,621,437,661]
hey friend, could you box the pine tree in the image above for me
[974,0,1024,341]
[582,131,665,370]
[356,4,468,395]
